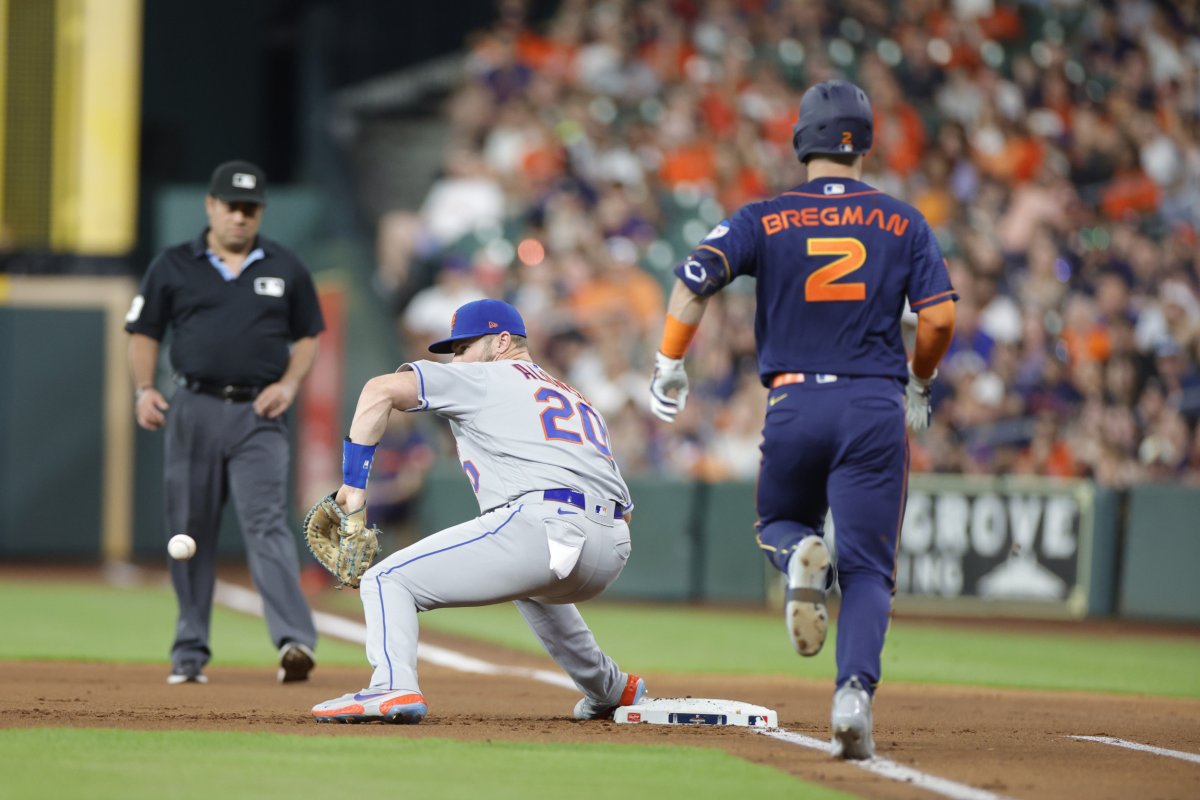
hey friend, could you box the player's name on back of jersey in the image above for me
[760,205,910,238]
[510,362,586,401]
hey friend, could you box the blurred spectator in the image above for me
[401,255,488,356]
[567,236,664,339]
[420,147,505,247]
[373,0,1200,487]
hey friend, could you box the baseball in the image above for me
[168,534,197,561]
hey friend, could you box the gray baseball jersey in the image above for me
[354,357,635,708]
[404,359,632,513]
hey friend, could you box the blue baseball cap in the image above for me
[428,299,527,354]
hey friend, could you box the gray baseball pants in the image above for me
[164,387,317,666]
[358,494,632,706]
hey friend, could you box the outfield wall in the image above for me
[417,467,1133,618]
[0,278,1194,622]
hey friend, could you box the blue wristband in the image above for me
[342,438,377,489]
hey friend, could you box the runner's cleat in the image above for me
[830,676,875,759]
[786,536,831,656]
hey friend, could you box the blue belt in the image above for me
[543,488,629,519]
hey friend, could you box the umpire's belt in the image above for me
[178,375,264,403]
[543,488,629,520]
[770,372,843,388]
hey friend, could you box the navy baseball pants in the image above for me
[755,375,908,693]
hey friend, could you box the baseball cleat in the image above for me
[574,673,646,720]
[785,536,830,656]
[830,676,875,760]
[312,689,427,724]
[167,660,208,685]
[277,642,316,683]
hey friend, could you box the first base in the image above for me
[613,697,777,728]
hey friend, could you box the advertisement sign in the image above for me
[895,475,1094,615]
[826,475,1095,617]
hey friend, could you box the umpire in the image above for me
[126,160,323,685]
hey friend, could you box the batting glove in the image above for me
[905,362,935,431]
[649,351,689,423]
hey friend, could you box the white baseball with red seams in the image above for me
[167,534,196,560]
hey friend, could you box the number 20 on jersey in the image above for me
[536,387,613,457]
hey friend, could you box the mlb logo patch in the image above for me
[488,321,498,328]
[253,277,285,297]
[703,223,729,241]
[232,172,257,189]
[824,183,846,195]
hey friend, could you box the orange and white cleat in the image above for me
[312,688,427,724]
[573,673,646,720]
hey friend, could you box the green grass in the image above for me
[2,578,1195,800]
[2,579,1197,700]
[321,597,1200,698]
[0,728,845,800]
[0,580,366,667]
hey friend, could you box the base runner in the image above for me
[648,79,957,758]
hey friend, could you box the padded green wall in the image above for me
[1120,484,1200,622]
[0,308,105,558]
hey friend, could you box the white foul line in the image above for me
[1068,735,1200,765]
[755,728,1013,800]
[215,581,576,689]
[214,579,1010,800]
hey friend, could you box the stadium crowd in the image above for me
[371,0,1200,488]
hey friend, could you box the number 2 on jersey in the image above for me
[536,388,613,458]
[805,237,867,302]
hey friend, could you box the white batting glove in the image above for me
[905,363,936,431]
[649,351,689,423]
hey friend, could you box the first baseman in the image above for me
[649,79,958,758]
[312,299,644,724]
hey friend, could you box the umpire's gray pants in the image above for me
[164,388,316,666]
[358,496,632,706]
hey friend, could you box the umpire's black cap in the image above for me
[792,80,874,163]
[209,160,267,205]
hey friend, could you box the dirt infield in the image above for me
[2,565,1197,798]
[3,629,1197,800]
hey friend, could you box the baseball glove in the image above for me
[303,492,381,589]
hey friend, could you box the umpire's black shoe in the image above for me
[278,642,316,683]
[167,660,208,685]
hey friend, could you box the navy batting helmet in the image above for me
[791,79,874,163]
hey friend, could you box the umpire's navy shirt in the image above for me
[124,229,325,387]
